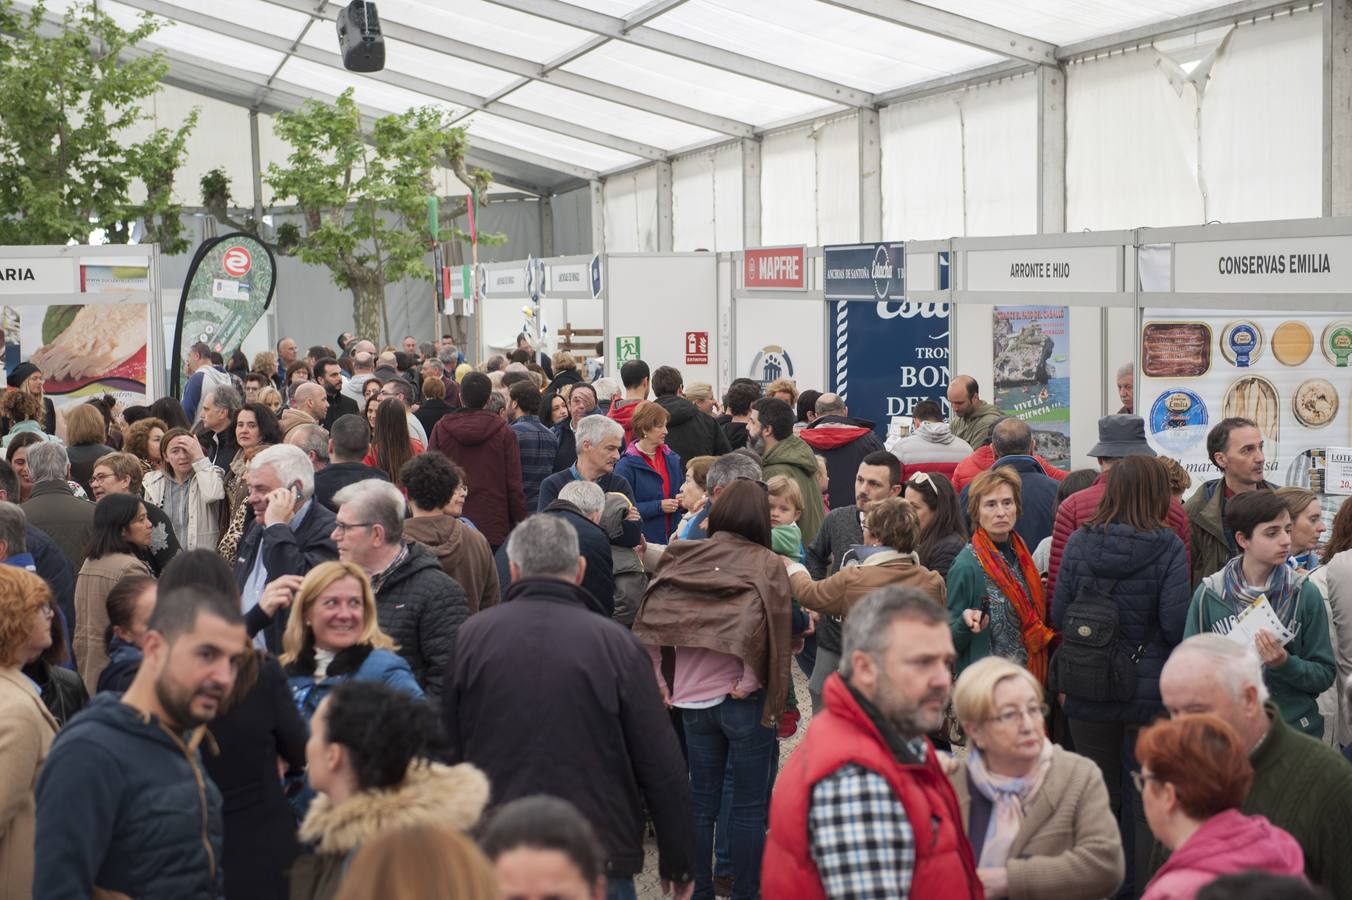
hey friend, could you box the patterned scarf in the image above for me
[971,528,1056,683]
[1219,555,1302,626]
[967,739,1054,868]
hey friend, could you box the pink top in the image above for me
[646,645,762,708]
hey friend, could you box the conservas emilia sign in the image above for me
[1173,236,1352,293]
[742,246,807,291]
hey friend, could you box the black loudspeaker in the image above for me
[336,1,385,73]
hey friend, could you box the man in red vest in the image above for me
[763,586,983,899]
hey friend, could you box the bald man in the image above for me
[291,382,329,425]
[799,391,885,509]
[946,375,1004,447]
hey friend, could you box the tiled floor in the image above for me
[634,662,814,899]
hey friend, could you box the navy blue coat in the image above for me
[959,455,1060,550]
[1051,524,1191,723]
[613,444,683,544]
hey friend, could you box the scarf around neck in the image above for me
[967,739,1054,868]
[971,528,1055,682]
[1220,555,1301,626]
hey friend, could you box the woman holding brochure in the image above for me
[1184,490,1335,737]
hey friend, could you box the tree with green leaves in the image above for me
[0,0,197,251]
[203,89,500,343]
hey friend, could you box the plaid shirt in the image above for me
[510,415,560,512]
[808,741,926,900]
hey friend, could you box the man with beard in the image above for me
[762,586,981,899]
[34,586,247,899]
[1183,417,1276,586]
[751,397,825,543]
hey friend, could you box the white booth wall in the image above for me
[606,254,719,388]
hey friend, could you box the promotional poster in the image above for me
[992,305,1071,470]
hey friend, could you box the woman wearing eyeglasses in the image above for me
[1136,715,1302,900]
[950,656,1123,900]
[903,470,968,578]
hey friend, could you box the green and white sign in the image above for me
[615,335,641,363]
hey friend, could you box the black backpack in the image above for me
[1050,578,1156,704]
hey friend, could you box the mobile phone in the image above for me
[979,597,991,627]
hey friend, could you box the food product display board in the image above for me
[1139,308,1352,485]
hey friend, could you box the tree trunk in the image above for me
[351,281,385,344]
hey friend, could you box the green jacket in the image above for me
[1184,572,1335,737]
[949,401,1004,448]
[1182,478,1278,588]
[763,434,825,544]
[946,545,991,676]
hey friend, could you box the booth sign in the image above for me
[823,243,904,301]
[964,246,1120,293]
[1327,448,1352,495]
[0,257,76,295]
[685,331,709,365]
[1172,236,1352,293]
[485,268,524,296]
[743,246,807,290]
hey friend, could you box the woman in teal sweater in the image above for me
[1184,490,1334,736]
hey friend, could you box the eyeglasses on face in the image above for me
[1131,770,1162,794]
[332,521,375,536]
[988,703,1049,727]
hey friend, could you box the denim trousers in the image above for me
[605,875,637,900]
[682,693,776,900]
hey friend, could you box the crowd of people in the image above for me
[1,331,1350,900]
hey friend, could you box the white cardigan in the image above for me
[143,458,226,552]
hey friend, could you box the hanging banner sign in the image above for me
[743,246,807,291]
[484,266,524,296]
[590,254,603,298]
[964,245,1121,293]
[828,299,950,437]
[993,305,1071,470]
[0,257,78,296]
[823,242,904,301]
[1172,235,1352,293]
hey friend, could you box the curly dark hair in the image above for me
[322,680,447,791]
[236,402,283,446]
[400,451,462,511]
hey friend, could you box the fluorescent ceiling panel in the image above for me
[372,0,595,63]
[504,81,721,150]
[562,40,834,127]
[463,110,642,170]
[647,0,1002,93]
[931,0,1237,46]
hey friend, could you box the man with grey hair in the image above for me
[422,353,462,407]
[763,586,978,900]
[537,413,637,512]
[679,451,762,543]
[234,443,337,650]
[330,479,467,700]
[519,479,615,617]
[1158,635,1352,895]
[801,391,886,510]
[957,416,1058,548]
[484,354,507,374]
[0,460,75,634]
[341,349,377,404]
[1116,362,1134,414]
[285,423,330,471]
[197,384,242,469]
[22,441,95,578]
[0,499,29,562]
[446,514,694,900]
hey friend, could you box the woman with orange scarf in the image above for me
[947,467,1056,682]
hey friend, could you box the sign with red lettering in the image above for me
[743,246,807,291]
[685,331,709,365]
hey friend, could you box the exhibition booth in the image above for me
[462,214,1352,478]
[0,243,165,409]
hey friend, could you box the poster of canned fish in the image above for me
[15,262,150,408]
[992,305,1071,471]
[1140,308,1352,491]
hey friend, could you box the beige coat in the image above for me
[949,744,1124,900]
[74,553,153,694]
[788,550,945,618]
[143,458,225,552]
[0,668,59,900]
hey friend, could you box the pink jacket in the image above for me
[1142,809,1304,900]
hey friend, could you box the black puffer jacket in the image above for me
[1050,523,1191,723]
[373,541,469,702]
[655,395,731,463]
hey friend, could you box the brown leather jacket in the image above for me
[634,531,793,727]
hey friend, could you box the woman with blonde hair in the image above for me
[1277,486,1326,574]
[256,385,283,417]
[0,567,61,900]
[950,655,1124,900]
[948,466,1056,679]
[271,561,423,723]
[333,824,496,900]
[64,403,115,495]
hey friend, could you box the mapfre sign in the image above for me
[743,246,807,291]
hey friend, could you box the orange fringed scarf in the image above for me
[971,528,1056,683]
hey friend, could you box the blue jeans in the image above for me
[605,876,637,900]
[683,693,776,900]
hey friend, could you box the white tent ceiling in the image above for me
[14,0,1308,194]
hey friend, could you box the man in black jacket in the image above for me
[332,478,467,701]
[493,480,615,614]
[445,514,694,899]
[196,384,241,470]
[311,415,389,510]
[799,393,886,509]
[315,357,360,430]
[652,365,731,464]
[234,445,338,651]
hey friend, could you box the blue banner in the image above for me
[825,243,950,437]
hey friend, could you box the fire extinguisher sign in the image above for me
[685,331,709,365]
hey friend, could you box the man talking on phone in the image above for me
[233,444,338,650]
